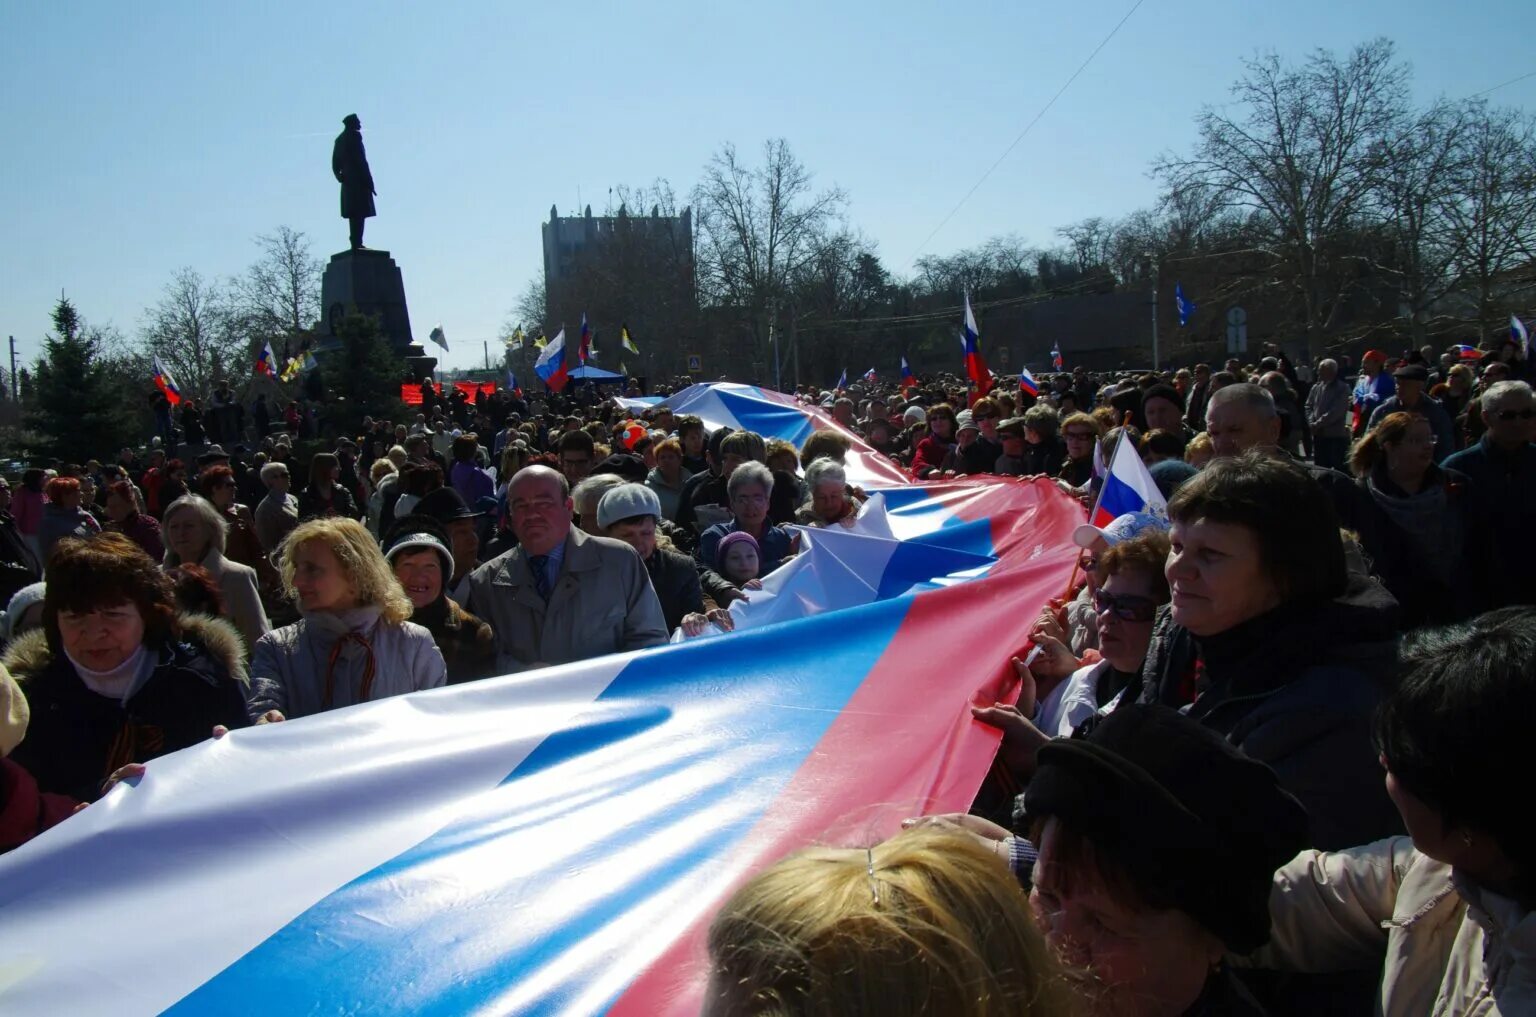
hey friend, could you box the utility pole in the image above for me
[1150,264,1160,371]
[7,336,16,400]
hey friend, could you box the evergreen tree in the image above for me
[326,314,406,434]
[29,297,136,463]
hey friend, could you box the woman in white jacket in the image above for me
[246,517,445,722]
[1252,607,1536,1016]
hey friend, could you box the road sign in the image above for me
[686,354,702,374]
[1226,307,1248,355]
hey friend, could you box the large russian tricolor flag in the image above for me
[0,384,1083,1016]
[961,291,993,397]
[535,327,570,392]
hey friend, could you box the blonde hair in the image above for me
[705,829,1076,1017]
[1059,412,1103,439]
[1183,431,1214,465]
[369,458,397,485]
[278,517,412,623]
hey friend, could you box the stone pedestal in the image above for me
[320,249,415,352]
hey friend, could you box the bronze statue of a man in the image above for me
[332,113,376,250]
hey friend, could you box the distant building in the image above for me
[540,204,698,382]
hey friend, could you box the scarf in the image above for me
[305,606,384,709]
[66,644,151,703]
[1367,468,1462,584]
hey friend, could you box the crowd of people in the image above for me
[1,336,1533,1014]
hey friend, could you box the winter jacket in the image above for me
[108,511,164,561]
[1330,465,1482,628]
[465,527,668,673]
[246,606,446,720]
[1306,378,1353,440]
[1,614,250,801]
[165,548,271,651]
[254,491,299,553]
[911,434,954,478]
[1135,578,1404,850]
[450,461,495,506]
[410,596,497,685]
[220,504,280,598]
[37,503,100,565]
[1021,436,1067,477]
[296,483,358,522]
[1443,437,1536,610]
[698,519,795,576]
[645,546,709,632]
[1251,837,1536,1017]
[958,436,1003,475]
[645,468,693,523]
[0,757,77,853]
[11,488,43,539]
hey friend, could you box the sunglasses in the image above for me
[1495,409,1536,422]
[1064,431,1095,440]
[1093,589,1158,623]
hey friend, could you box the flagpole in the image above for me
[1150,262,1159,372]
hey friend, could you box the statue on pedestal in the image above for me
[332,114,376,250]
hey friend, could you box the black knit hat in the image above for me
[1143,382,1185,412]
[1022,705,1308,953]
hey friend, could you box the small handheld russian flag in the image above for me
[255,341,278,378]
[1091,431,1168,528]
[863,367,877,383]
[900,356,916,392]
[834,368,848,391]
[1051,343,1064,370]
[1513,315,1530,360]
[1018,365,1040,398]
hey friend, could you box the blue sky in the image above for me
[2,0,1532,373]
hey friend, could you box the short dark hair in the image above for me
[1375,607,1536,892]
[43,534,178,652]
[556,429,595,457]
[675,414,705,440]
[1167,450,1346,605]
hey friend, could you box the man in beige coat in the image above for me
[466,466,666,672]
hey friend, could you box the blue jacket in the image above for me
[1443,436,1536,609]
[698,519,795,576]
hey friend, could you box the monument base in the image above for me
[320,248,415,353]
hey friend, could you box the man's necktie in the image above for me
[528,554,551,601]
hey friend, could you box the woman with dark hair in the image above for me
[158,459,190,513]
[1334,411,1480,627]
[197,465,278,596]
[37,477,101,564]
[0,534,249,801]
[1253,607,1536,1015]
[910,403,957,479]
[1139,450,1404,850]
[103,481,163,561]
[164,563,226,618]
[449,434,494,506]
[296,452,358,522]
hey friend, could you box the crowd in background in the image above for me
[1,336,1534,1015]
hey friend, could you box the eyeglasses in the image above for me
[1077,554,1099,573]
[1093,589,1158,622]
[1396,435,1439,448]
[1064,431,1095,441]
[1494,408,1536,422]
[972,413,996,421]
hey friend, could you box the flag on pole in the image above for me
[504,369,523,398]
[1452,345,1482,362]
[1018,365,1040,398]
[1175,284,1196,328]
[303,352,318,374]
[620,361,629,377]
[533,333,548,350]
[900,356,916,392]
[255,341,278,379]
[863,367,877,383]
[834,368,848,391]
[151,355,182,406]
[961,292,993,396]
[1090,429,1168,527]
[621,325,639,355]
[429,325,449,351]
[578,313,591,363]
[1513,315,1530,360]
[279,354,303,383]
[535,328,570,392]
[1051,343,1064,370]
[506,326,525,351]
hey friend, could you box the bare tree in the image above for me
[1057,217,1114,275]
[141,267,240,399]
[506,274,547,338]
[693,140,846,381]
[237,226,322,339]
[1443,103,1536,341]
[1154,39,1409,357]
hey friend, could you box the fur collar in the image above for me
[2,612,248,687]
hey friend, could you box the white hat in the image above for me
[0,662,28,757]
[1072,511,1168,551]
[597,483,663,531]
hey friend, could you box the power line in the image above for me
[1467,69,1536,100]
[908,0,1148,264]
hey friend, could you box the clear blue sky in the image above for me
[2,0,1532,373]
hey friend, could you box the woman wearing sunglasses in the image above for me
[1331,412,1481,628]
[1444,380,1536,612]
[1047,533,1169,738]
[1137,451,1404,851]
